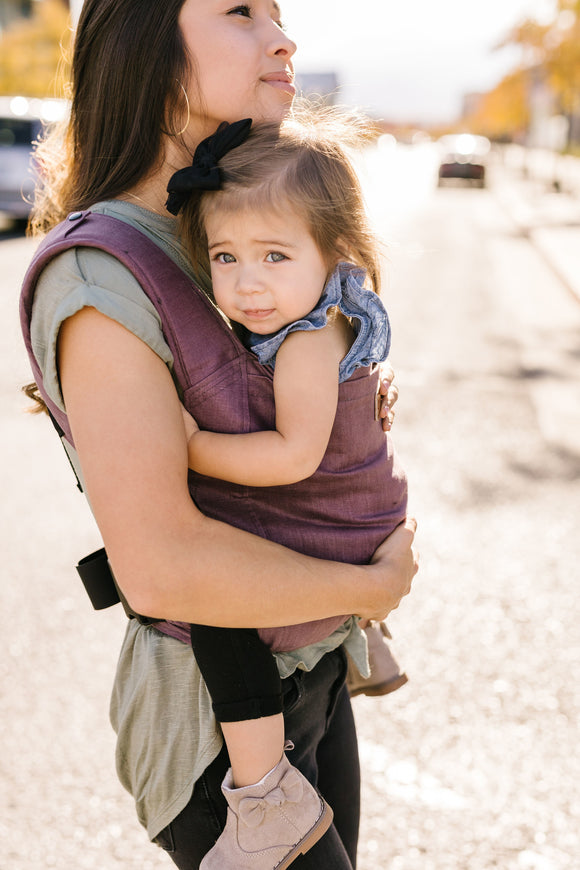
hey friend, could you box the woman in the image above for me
[21,1,418,867]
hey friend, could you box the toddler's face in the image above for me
[205,207,332,334]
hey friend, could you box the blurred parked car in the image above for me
[0,96,67,225]
[437,133,491,188]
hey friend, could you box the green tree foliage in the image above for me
[0,0,71,98]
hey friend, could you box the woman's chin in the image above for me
[253,97,294,125]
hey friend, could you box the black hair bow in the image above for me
[165,118,253,215]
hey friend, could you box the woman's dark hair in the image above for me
[30,0,192,235]
[25,0,193,410]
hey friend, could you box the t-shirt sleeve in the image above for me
[30,246,174,412]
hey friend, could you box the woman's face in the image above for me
[179,0,297,141]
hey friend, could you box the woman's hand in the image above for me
[376,363,399,432]
[363,517,419,621]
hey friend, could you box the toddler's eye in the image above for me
[266,251,287,262]
[215,252,236,264]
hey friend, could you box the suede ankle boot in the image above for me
[200,749,333,870]
[346,621,408,697]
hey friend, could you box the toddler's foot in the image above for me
[200,748,333,870]
[347,621,408,697]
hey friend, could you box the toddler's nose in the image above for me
[236,266,265,296]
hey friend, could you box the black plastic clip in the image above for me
[76,548,121,610]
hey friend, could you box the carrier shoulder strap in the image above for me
[20,210,217,619]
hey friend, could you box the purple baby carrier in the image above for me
[20,211,407,652]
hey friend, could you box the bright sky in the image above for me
[283,0,556,123]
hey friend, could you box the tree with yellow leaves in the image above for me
[494,1,580,145]
[464,70,530,142]
[0,0,71,99]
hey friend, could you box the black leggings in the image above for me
[189,624,283,722]
[154,647,359,869]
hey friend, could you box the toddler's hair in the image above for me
[179,104,383,294]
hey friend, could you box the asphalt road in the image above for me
[1,146,579,870]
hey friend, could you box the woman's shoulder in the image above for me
[33,242,167,342]
[32,199,200,308]
[38,242,145,296]
[30,234,173,413]
[31,198,183,321]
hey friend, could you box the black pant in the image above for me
[154,647,360,869]
[189,624,283,722]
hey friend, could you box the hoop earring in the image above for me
[174,80,191,137]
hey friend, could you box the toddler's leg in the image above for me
[190,625,333,869]
[190,624,285,784]
[221,713,285,787]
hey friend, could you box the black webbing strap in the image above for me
[47,408,83,492]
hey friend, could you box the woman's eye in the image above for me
[266,251,287,263]
[228,5,252,18]
[215,252,236,264]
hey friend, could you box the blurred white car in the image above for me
[437,133,491,188]
[0,96,68,223]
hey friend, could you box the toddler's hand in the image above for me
[376,363,399,432]
[181,404,200,444]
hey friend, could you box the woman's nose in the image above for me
[267,22,296,59]
[276,32,297,59]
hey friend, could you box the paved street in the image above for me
[1,145,579,870]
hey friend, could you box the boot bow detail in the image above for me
[238,770,304,827]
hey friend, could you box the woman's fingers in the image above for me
[366,517,419,620]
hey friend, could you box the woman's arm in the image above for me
[186,320,349,486]
[58,307,418,624]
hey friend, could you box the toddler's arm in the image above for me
[186,316,352,486]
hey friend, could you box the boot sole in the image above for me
[274,797,334,870]
[349,672,408,698]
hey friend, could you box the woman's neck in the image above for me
[120,180,172,218]
[121,136,195,217]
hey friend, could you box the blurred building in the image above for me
[462,92,484,120]
[295,72,339,105]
